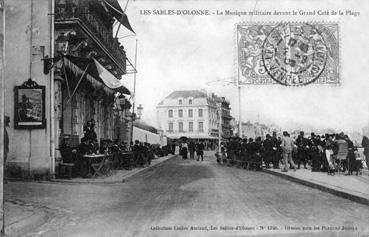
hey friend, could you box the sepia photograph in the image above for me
[0,0,369,236]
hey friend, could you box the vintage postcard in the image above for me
[1,0,369,236]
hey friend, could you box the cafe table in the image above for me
[83,153,112,177]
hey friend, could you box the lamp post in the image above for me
[137,104,143,120]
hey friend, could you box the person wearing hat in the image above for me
[263,134,274,169]
[188,139,196,159]
[281,131,296,172]
[295,131,308,169]
[309,133,321,172]
[271,131,281,169]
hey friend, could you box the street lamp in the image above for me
[137,104,143,119]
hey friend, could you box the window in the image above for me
[179,99,182,105]
[198,122,204,132]
[188,109,193,117]
[168,122,173,132]
[168,109,173,118]
[189,99,192,105]
[179,122,184,132]
[178,109,183,118]
[189,122,193,132]
[198,108,203,117]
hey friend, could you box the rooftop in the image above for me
[158,90,207,105]
[165,90,207,99]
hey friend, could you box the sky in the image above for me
[116,0,369,133]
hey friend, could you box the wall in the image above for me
[5,0,51,177]
[133,126,161,145]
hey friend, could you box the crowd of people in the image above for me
[217,131,369,175]
[59,119,174,178]
[179,139,206,161]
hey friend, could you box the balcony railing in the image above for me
[55,1,126,72]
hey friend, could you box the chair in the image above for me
[58,136,79,179]
[91,153,112,177]
[58,162,75,179]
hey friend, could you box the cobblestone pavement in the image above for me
[5,151,369,237]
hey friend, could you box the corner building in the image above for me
[156,90,233,142]
[4,0,134,178]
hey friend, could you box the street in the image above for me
[5,151,369,237]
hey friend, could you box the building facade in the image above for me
[156,90,232,140]
[133,120,167,146]
[4,0,134,178]
[241,121,272,139]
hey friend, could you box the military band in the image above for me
[217,131,362,175]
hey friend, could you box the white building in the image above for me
[132,120,167,146]
[241,121,273,139]
[156,90,232,140]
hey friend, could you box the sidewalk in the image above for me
[51,153,178,184]
[4,200,49,237]
[263,167,369,206]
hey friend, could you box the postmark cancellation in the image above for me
[237,22,339,86]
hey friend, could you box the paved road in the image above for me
[5,151,369,237]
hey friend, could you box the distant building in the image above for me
[241,121,272,139]
[133,120,167,146]
[156,90,233,140]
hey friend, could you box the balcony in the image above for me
[55,1,126,74]
[222,113,233,120]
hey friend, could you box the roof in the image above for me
[133,120,158,134]
[165,90,207,99]
[157,90,207,105]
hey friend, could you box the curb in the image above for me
[5,203,50,237]
[263,168,369,207]
[7,155,178,185]
[50,154,178,184]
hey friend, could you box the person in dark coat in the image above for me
[345,135,357,175]
[181,141,188,159]
[309,133,321,172]
[132,140,141,167]
[196,142,205,161]
[263,134,274,168]
[245,138,254,169]
[171,143,176,155]
[84,120,97,144]
[240,138,248,168]
[76,137,91,177]
[296,131,308,169]
[188,140,196,159]
[362,136,369,175]
[271,132,281,169]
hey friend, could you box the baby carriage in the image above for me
[325,142,349,175]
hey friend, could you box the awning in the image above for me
[93,58,131,95]
[103,0,135,34]
[63,55,131,95]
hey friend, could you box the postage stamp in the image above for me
[236,22,339,86]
